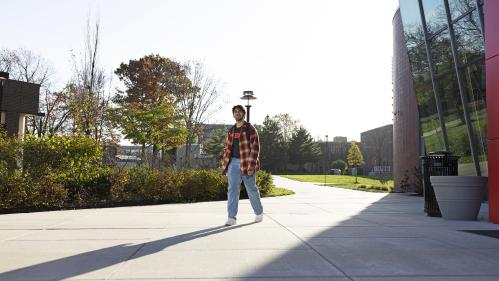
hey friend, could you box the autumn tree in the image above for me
[113,54,192,166]
[178,61,224,167]
[347,141,365,183]
[110,103,187,166]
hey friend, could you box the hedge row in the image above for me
[0,134,274,211]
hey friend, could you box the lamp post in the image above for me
[240,91,257,122]
[324,135,328,186]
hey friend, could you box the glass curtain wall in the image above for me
[399,0,487,175]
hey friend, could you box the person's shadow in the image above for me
[0,223,254,280]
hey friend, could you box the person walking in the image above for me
[221,105,264,226]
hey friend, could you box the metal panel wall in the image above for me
[0,80,40,115]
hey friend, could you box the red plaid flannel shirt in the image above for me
[221,122,260,176]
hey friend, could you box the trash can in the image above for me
[421,151,459,217]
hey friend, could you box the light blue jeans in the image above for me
[227,157,263,219]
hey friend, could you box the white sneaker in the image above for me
[225,218,236,226]
[254,214,263,223]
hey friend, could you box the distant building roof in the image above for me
[333,136,348,142]
[116,155,141,161]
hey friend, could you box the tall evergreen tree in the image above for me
[202,127,227,160]
[260,115,287,173]
[288,126,322,170]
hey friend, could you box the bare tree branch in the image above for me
[66,15,111,143]
[178,60,225,167]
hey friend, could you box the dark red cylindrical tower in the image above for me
[392,9,420,193]
[485,0,499,223]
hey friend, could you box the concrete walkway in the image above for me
[1,176,499,281]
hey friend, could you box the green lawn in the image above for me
[281,175,393,193]
[264,186,295,197]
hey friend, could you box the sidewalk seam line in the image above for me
[265,213,354,281]
[105,242,147,281]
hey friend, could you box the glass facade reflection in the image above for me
[448,0,477,20]
[399,0,487,176]
[422,0,447,34]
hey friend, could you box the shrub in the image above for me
[126,166,157,201]
[1,147,277,209]
[256,170,273,195]
[31,175,68,208]
[367,185,391,192]
[0,135,22,172]
[121,168,273,203]
[331,159,348,175]
[137,168,185,203]
[22,134,108,203]
[359,184,367,189]
[0,166,29,209]
[65,168,112,204]
[139,168,164,202]
[156,168,186,202]
[109,169,131,202]
[122,167,187,203]
[377,174,391,186]
[24,134,97,159]
[181,169,226,202]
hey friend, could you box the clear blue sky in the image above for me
[2,0,399,142]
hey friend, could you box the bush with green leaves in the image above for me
[0,134,22,172]
[23,134,104,177]
[331,159,348,175]
[109,169,131,202]
[131,167,186,203]
[1,130,279,210]
[256,170,273,195]
[109,167,274,203]
[0,166,29,209]
[0,169,68,209]
[31,175,68,208]
[22,134,110,203]
[181,169,227,202]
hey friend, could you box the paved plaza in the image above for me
[1,176,499,281]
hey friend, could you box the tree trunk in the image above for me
[184,139,191,168]
[152,144,158,168]
[141,143,146,166]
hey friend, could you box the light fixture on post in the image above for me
[240,91,257,123]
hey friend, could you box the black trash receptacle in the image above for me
[421,151,460,217]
